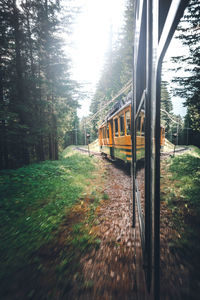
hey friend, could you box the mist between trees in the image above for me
[0,0,81,169]
[1,0,199,170]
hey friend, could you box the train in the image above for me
[98,93,165,162]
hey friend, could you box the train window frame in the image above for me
[114,118,119,137]
[119,113,125,136]
[125,110,131,136]
[103,127,106,139]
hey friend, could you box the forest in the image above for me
[0,0,80,169]
[0,0,199,170]
[0,0,200,299]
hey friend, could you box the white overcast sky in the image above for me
[162,36,188,117]
[65,0,187,118]
[67,0,126,117]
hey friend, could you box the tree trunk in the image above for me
[12,0,30,165]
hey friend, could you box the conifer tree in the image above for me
[90,0,134,131]
[0,0,80,169]
[172,0,200,139]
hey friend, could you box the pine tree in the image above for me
[172,0,200,139]
[161,81,173,140]
[0,0,80,169]
[90,0,134,128]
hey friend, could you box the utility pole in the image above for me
[185,127,191,145]
[84,120,87,145]
[177,121,179,146]
[75,128,77,145]
[87,133,90,156]
[73,128,77,145]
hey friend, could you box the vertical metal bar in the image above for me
[145,0,153,292]
[131,0,138,228]
[131,95,136,228]
[154,65,161,300]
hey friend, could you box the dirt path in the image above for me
[67,158,138,299]
[2,151,196,300]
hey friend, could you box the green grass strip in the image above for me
[0,153,95,280]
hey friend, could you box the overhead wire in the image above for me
[86,79,132,126]
[85,82,179,130]
[160,108,180,124]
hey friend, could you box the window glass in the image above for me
[136,114,145,136]
[114,118,119,136]
[141,117,145,135]
[120,114,125,136]
[125,110,131,135]
[107,124,109,138]
[137,116,141,135]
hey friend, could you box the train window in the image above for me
[107,124,109,138]
[114,118,119,137]
[137,116,141,135]
[141,117,145,135]
[120,114,125,136]
[136,114,145,136]
[125,110,131,135]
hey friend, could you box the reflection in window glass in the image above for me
[114,118,119,136]
[136,114,145,136]
[107,124,109,138]
[120,114,125,136]
[141,117,145,135]
[137,116,141,135]
[125,110,131,135]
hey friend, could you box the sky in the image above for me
[67,0,126,118]
[66,0,188,119]
[162,36,188,117]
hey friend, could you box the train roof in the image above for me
[99,91,132,128]
[99,91,165,129]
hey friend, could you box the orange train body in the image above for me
[98,101,165,162]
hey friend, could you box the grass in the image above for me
[49,158,107,297]
[160,146,200,296]
[0,151,97,283]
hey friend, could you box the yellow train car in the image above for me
[99,98,165,162]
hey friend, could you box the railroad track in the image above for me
[75,146,189,159]
[74,147,102,157]
[161,147,189,158]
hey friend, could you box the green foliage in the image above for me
[161,81,174,140]
[71,222,100,252]
[89,0,134,133]
[172,0,200,137]
[0,153,95,281]
[103,193,109,200]
[169,154,200,210]
[162,149,200,293]
[0,0,80,169]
